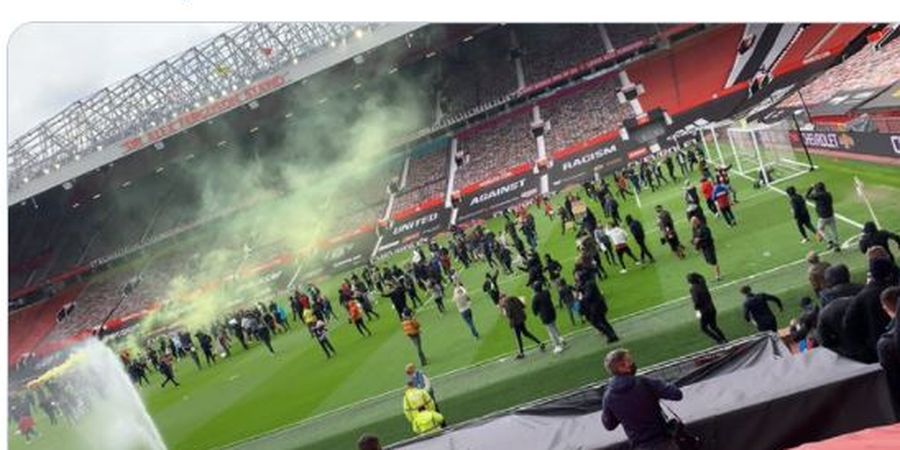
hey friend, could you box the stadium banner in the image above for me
[456,163,540,224]
[317,225,378,276]
[548,133,627,190]
[789,130,900,163]
[374,200,452,260]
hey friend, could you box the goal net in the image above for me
[702,121,813,187]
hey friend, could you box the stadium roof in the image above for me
[7,22,425,206]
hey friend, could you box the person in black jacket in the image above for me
[602,349,684,450]
[785,186,816,243]
[817,294,855,358]
[575,270,619,343]
[626,215,655,264]
[806,182,840,251]
[691,216,720,280]
[819,264,864,306]
[688,272,727,344]
[842,258,896,363]
[876,287,900,414]
[557,278,579,326]
[859,221,900,262]
[740,285,784,332]
[482,270,500,305]
[531,282,565,353]
[382,280,410,320]
[544,254,563,289]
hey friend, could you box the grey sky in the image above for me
[8,22,235,142]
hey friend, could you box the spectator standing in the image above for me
[806,252,831,298]
[843,257,896,363]
[311,320,337,359]
[601,349,684,450]
[819,264,863,306]
[606,223,641,274]
[877,287,900,413]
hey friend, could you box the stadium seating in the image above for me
[393,141,450,211]
[539,74,631,154]
[454,107,537,188]
[8,282,87,362]
[606,24,661,50]
[439,26,518,118]
[780,37,900,108]
[627,24,745,114]
[517,24,609,84]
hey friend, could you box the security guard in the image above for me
[402,381,435,427]
[411,405,445,435]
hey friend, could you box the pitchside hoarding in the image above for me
[456,164,540,224]
[548,136,626,190]
[789,130,900,162]
[317,226,379,276]
[374,202,452,260]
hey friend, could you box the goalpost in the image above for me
[702,120,815,187]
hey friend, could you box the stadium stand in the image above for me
[8,282,87,362]
[780,37,900,108]
[439,26,518,118]
[517,24,609,84]
[454,107,536,188]
[606,23,661,50]
[393,140,450,211]
[627,24,745,114]
[539,73,630,154]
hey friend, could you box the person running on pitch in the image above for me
[625,215,655,264]
[531,281,566,353]
[499,294,546,359]
[606,222,641,274]
[713,180,737,227]
[806,182,840,252]
[691,216,721,281]
[452,282,480,339]
[740,286,784,333]
[158,353,180,388]
[347,300,373,336]
[786,186,816,243]
[482,270,501,305]
[655,205,686,259]
[687,272,727,344]
[402,309,428,366]
[312,320,337,359]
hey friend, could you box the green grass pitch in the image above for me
[10,156,900,450]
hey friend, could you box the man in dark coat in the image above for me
[819,264,864,306]
[859,221,900,261]
[531,282,564,353]
[876,287,900,414]
[576,271,619,343]
[843,258,896,363]
[602,349,683,450]
[740,286,784,332]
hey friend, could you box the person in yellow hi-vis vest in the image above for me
[302,308,317,338]
[403,381,438,431]
[411,404,445,435]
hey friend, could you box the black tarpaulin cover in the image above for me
[391,335,895,450]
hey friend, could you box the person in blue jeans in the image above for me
[452,283,480,339]
[602,349,684,450]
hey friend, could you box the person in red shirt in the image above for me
[699,177,719,217]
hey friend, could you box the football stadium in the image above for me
[7,22,900,450]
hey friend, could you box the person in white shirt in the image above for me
[606,223,641,273]
[452,283,480,339]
